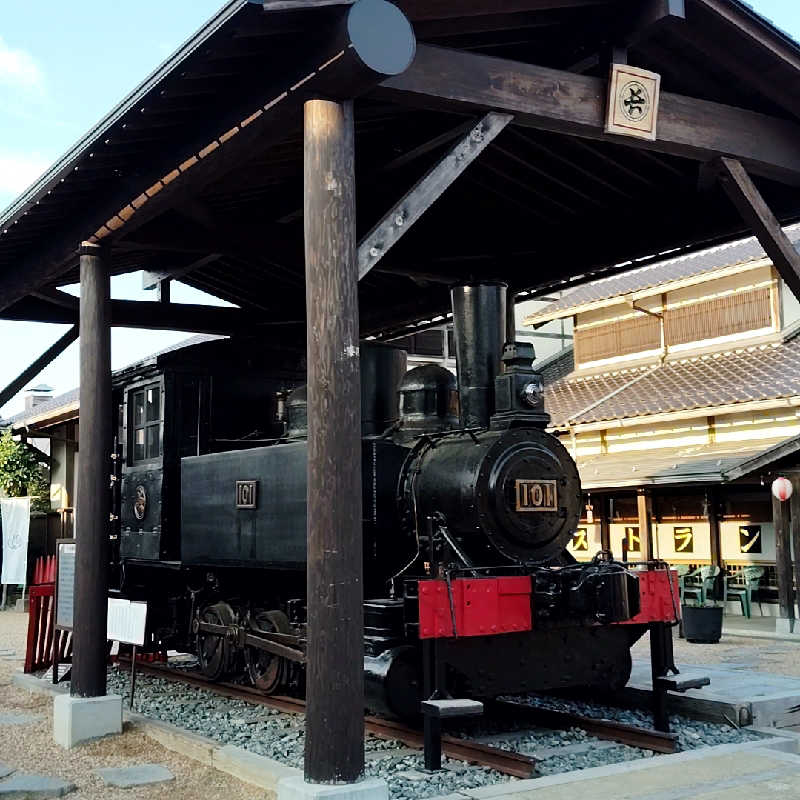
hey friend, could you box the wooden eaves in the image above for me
[3,0,800,341]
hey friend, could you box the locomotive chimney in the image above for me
[451,281,507,429]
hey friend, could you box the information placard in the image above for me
[55,540,76,630]
[107,598,147,646]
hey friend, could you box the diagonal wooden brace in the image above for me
[358,111,514,279]
[715,156,800,299]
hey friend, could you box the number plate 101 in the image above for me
[515,479,557,512]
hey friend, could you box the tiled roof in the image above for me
[5,334,223,428]
[577,436,793,489]
[526,223,800,324]
[5,388,79,427]
[538,347,574,386]
[545,336,800,427]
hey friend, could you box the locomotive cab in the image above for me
[115,337,305,562]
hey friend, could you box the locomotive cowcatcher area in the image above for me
[6,0,800,798]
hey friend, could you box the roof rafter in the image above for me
[378,44,800,185]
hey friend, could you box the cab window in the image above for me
[131,384,161,462]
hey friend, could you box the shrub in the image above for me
[0,429,50,512]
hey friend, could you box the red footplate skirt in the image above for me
[418,576,532,639]
[617,569,680,625]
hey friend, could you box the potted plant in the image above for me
[681,598,723,644]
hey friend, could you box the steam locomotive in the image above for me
[114,282,676,718]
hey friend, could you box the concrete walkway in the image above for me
[624,658,800,728]
[723,614,800,641]
[440,738,800,800]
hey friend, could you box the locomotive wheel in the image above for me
[196,602,235,681]
[245,610,291,694]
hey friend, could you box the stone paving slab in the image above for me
[0,713,40,726]
[0,766,12,780]
[624,660,800,727]
[0,774,75,798]
[93,764,174,788]
[435,739,800,800]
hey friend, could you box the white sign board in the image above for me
[1,497,30,585]
[107,598,147,646]
[55,542,76,629]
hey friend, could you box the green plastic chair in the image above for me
[682,565,720,605]
[675,565,695,602]
[725,566,764,619]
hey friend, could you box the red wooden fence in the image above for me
[24,556,71,674]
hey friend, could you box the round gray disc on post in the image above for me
[347,0,416,77]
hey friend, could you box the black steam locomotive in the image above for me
[114,282,666,718]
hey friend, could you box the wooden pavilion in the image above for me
[4,0,800,788]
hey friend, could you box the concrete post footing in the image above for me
[53,693,123,748]
[277,776,388,800]
[775,617,797,635]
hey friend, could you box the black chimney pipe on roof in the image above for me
[451,281,507,429]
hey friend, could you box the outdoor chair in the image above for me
[681,565,719,605]
[675,565,697,602]
[724,566,764,619]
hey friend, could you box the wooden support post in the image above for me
[599,494,612,553]
[790,474,800,622]
[716,157,800,299]
[637,488,655,562]
[71,242,111,698]
[0,325,78,410]
[303,98,363,784]
[157,279,171,304]
[772,491,794,626]
[706,488,722,569]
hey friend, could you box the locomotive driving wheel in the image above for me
[196,602,236,681]
[245,610,291,694]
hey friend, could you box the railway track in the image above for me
[118,658,676,779]
[490,699,678,754]
[118,659,538,778]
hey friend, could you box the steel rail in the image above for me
[117,659,538,778]
[490,699,678,754]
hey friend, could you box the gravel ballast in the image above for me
[78,664,765,800]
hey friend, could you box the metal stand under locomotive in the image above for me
[114,282,682,730]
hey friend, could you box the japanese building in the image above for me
[530,224,800,613]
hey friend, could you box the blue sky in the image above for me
[1,0,799,418]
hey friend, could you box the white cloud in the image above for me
[0,151,51,199]
[0,36,44,93]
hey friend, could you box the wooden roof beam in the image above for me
[378,44,800,185]
[260,0,610,17]
[0,1,415,313]
[0,325,79,411]
[715,156,800,300]
[668,21,800,118]
[0,297,268,335]
[567,0,685,72]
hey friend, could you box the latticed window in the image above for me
[574,314,661,364]
[131,384,161,463]
[664,287,772,346]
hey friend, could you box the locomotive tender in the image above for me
[115,281,676,717]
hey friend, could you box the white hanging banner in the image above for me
[1,497,31,585]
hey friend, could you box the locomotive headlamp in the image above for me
[521,381,542,408]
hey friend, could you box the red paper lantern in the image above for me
[772,476,793,502]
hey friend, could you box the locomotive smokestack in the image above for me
[451,281,507,429]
